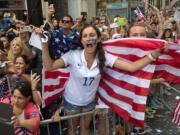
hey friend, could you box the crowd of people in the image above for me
[0,3,180,135]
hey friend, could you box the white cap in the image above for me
[112,33,121,39]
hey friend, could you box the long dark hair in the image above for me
[13,81,33,102]
[14,55,30,73]
[161,28,173,40]
[14,55,30,65]
[79,25,106,75]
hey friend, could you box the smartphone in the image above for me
[96,17,100,20]
[0,41,4,51]
[23,26,32,32]
[81,12,87,16]
[0,102,14,135]
[43,22,50,31]
[7,13,10,17]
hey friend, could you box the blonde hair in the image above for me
[8,37,24,62]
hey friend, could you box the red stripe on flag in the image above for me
[102,73,150,96]
[14,128,24,135]
[44,78,68,92]
[106,51,153,62]
[103,38,165,50]
[44,90,64,106]
[45,70,70,79]
[100,80,146,112]
[98,92,145,128]
[154,70,180,84]
[106,66,154,80]
[172,99,180,126]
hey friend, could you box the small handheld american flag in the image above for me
[172,98,180,127]
[134,7,144,20]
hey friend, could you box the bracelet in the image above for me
[148,53,156,61]
[32,89,37,92]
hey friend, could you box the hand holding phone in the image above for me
[23,26,32,32]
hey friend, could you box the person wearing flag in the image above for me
[126,24,170,131]
[37,24,166,135]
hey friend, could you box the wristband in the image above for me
[148,53,156,61]
[32,89,37,92]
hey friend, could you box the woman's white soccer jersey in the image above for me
[61,50,117,106]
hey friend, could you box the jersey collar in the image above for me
[81,50,98,69]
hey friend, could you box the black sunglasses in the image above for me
[62,20,71,24]
[100,22,105,24]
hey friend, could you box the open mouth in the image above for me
[87,43,93,47]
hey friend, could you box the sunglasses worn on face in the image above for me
[62,20,71,24]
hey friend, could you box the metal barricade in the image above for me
[38,85,180,135]
[159,85,180,112]
[38,110,131,135]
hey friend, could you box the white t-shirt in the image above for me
[61,49,117,106]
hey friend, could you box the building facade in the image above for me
[41,0,96,21]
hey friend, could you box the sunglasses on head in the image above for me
[100,22,105,24]
[62,20,71,24]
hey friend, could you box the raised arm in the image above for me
[35,29,65,71]
[153,6,165,39]
[31,71,42,106]
[113,49,161,72]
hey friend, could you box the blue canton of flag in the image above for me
[49,30,83,60]
[0,76,10,98]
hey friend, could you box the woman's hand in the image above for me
[51,109,61,122]
[34,27,43,37]
[151,49,161,59]
[161,81,171,88]
[31,71,41,91]
[11,115,20,126]
[0,50,7,61]
[152,6,159,12]
[151,42,168,59]
[19,31,30,44]
[5,61,16,74]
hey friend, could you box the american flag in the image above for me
[14,127,33,135]
[169,0,177,8]
[98,38,180,127]
[141,0,146,3]
[154,41,180,84]
[172,99,180,127]
[42,30,81,107]
[134,7,144,20]
[42,38,180,128]
[0,76,11,99]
